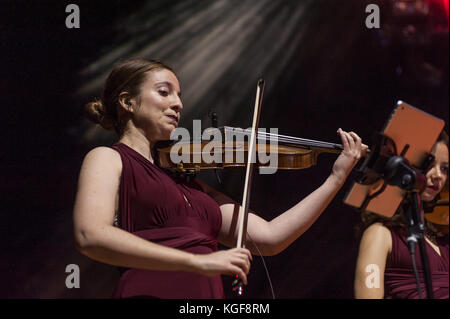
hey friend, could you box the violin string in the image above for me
[257,131,342,149]
[231,128,342,149]
[238,133,340,149]
[246,232,276,299]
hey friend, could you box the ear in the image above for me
[118,92,135,113]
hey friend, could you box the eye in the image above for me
[158,89,169,97]
[426,161,436,173]
[441,165,449,175]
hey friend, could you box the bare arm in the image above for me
[199,174,345,256]
[200,129,367,256]
[354,222,392,299]
[73,147,252,283]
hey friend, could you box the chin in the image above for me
[421,191,436,203]
[164,126,178,141]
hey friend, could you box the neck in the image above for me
[119,130,157,163]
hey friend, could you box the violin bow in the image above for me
[232,79,265,296]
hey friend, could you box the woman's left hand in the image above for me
[330,128,367,185]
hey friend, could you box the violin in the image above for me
[156,127,370,173]
[425,187,449,226]
[157,79,368,297]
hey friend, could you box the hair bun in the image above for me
[84,100,115,130]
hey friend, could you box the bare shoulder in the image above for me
[361,222,392,252]
[81,146,122,173]
[74,147,123,234]
[83,146,122,164]
[364,222,391,236]
[77,146,123,190]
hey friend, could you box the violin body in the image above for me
[157,140,341,173]
[425,188,449,226]
[157,126,346,173]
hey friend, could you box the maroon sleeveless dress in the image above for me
[110,142,225,299]
[385,227,449,299]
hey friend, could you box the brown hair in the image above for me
[84,58,174,136]
[355,127,449,238]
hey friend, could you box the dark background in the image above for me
[1,0,448,298]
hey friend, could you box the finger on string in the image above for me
[344,131,355,150]
[349,131,361,143]
[349,132,362,150]
[338,128,350,150]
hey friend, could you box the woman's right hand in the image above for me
[190,248,253,284]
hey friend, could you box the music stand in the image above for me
[344,100,445,299]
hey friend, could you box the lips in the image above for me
[166,114,179,124]
[427,185,440,191]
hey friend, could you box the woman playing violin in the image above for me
[354,130,449,299]
[73,58,366,298]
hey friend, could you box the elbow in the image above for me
[249,229,285,256]
[257,243,282,257]
[265,246,283,257]
[73,227,96,255]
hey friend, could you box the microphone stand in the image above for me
[402,191,434,299]
[354,132,435,299]
[378,150,434,298]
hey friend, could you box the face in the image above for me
[421,142,449,202]
[130,69,183,142]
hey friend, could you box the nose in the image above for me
[170,94,183,112]
[430,165,443,182]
